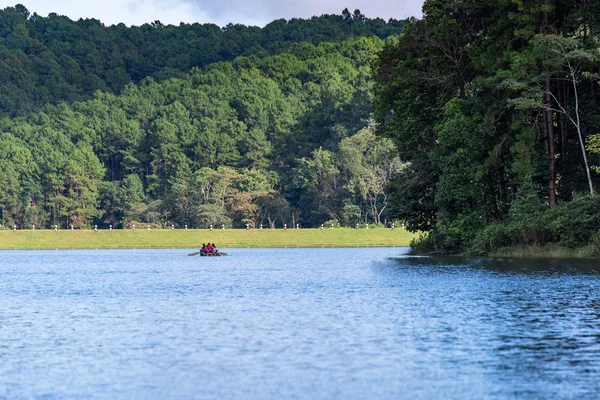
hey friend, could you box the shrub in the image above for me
[587,230,600,257]
[409,233,435,255]
[323,219,341,228]
[545,195,600,247]
[470,222,512,255]
[506,179,549,246]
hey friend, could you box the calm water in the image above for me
[1,248,600,399]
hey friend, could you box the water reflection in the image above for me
[392,255,600,275]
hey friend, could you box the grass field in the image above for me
[0,227,417,250]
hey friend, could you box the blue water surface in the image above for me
[1,247,600,399]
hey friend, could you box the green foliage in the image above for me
[586,134,600,174]
[196,204,232,228]
[588,231,600,257]
[545,195,600,248]
[469,223,512,256]
[505,180,548,247]
[374,0,600,255]
[470,192,600,254]
[323,219,341,228]
[0,29,399,230]
[0,5,409,118]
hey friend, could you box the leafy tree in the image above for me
[374,0,600,253]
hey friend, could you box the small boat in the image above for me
[187,251,228,257]
[200,251,227,256]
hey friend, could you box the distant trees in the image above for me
[0,5,409,118]
[290,128,401,226]
[0,34,400,229]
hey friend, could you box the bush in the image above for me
[123,221,163,229]
[470,222,512,255]
[544,195,600,247]
[587,230,600,257]
[505,180,549,246]
[323,219,341,228]
[409,233,435,255]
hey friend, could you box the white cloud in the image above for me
[0,0,423,27]
[2,0,206,26]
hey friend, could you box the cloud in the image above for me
[193,0,423,25]
[1,0,423,27]
[3,0,204,26]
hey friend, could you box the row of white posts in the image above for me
[247,223,301,230]
[15,224,226,230]
[14,222,403,231]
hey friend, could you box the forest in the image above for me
[0,5,407,230]
[374,0,600,254]
[5,1,599,255]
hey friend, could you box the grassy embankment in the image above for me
[0,227,417,250]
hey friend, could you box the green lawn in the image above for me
[0,227,417,249]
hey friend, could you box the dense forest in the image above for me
[375,0,600,254]
[0,5,407,230]
[0,4,407,118]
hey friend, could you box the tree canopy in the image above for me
[0,5,409,117]
[0,14,403,230]
[374,0,600,254]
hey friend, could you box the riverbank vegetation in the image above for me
[0,6,408,231]
[375,0,600,256]
[0,227,416,249]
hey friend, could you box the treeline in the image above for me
[374,0,600,254]
[0,36,401,230]
[0,4,409,118]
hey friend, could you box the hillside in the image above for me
[0,5,409,117]
[0,9,404,231]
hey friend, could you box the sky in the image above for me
[1,0,424,28]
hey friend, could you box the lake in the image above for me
[1,247,599,399]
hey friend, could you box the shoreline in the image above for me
[411,245,599,259]
[486,245,598,259]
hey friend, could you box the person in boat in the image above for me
[211,243,218,254]
[200,243,207,255]
[206,243,214,254]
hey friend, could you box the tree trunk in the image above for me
[544,79,557,206]
[569,65,594,196]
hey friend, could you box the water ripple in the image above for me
[0,248,599,399]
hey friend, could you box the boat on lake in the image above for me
[200,251,227,256]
